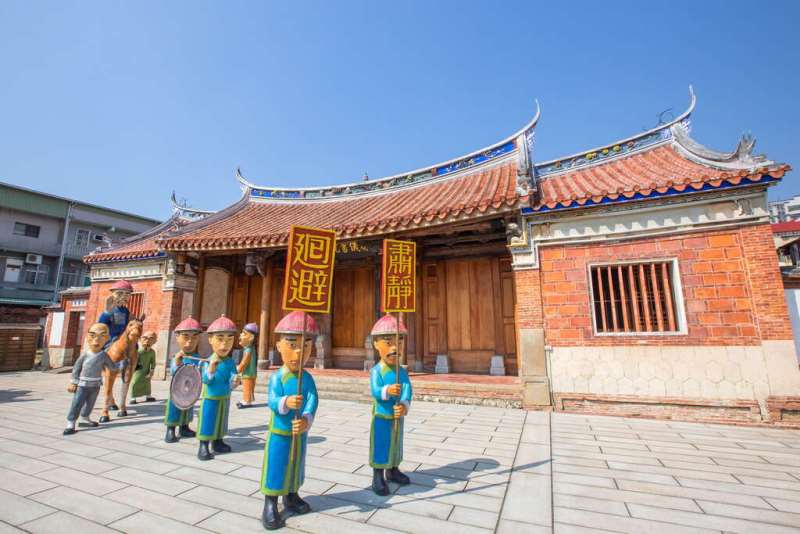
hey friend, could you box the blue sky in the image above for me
[1,1,798,220]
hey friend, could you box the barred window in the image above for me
[590,261,683,334]
[128,292,145,318]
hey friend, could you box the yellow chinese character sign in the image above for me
[282,225,337,313]
[381,239,416,312]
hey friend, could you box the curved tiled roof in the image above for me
[85,214,185,264]
[96,88,792,257]
[160,160,521,251]
[84,235,165,263]
[532,144,789,212]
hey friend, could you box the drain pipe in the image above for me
[52,202,74,302]
[544,344,555,407]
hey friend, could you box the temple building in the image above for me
[77,88,800,425]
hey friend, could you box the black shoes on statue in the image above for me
[98,415,110,423]
[372,468,389,496]
[197,440,214,461]
[117,410,128,417]
[261,493,311,530]
[165,427,178,443]
[261,496,284,530]
[386,467,411,485]
[212,439,231,454]
[284,492,311,515]
[372,467,410,495]
[179,424,196,438]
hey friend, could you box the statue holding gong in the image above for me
[164,315,205,443]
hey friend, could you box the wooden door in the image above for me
[498,259,517,375]
[445,258,496,373]
[422,262,447,370]
[332,266,375,369]
[422,256,516,374]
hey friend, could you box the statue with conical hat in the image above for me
[236,322,259,409]
[164,316,205,443]
[196,315,241,461]
[259,311,319,530]
[369,313,413,496]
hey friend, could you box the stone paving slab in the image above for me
[2,371,800,533]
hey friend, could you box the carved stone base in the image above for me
[489,355,506,376]
[435,354,450,374]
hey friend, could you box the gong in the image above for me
[170,363,202,410]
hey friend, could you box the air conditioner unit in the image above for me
[25,253,43,264]
[91,233,105,242]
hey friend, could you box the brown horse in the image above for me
[99,316,145,423]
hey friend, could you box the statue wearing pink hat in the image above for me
[236,323,259,409]
[369,314,413,496]
[196,315,241,461]
[259,311,319,530]
[164,316,205,443]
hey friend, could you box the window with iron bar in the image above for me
[589,260,685,335]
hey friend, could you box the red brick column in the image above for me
[739,224,793,341]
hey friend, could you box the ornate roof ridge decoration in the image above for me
[670,122,775,171]
[170,191,215,220]
[155,193,252,244]
[236,102,540,201]
[535,86,697,178]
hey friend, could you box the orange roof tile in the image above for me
[160,161,520,251]
[772,221,800,234]
[532,145,789,211]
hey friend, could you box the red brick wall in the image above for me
[84,278,170,338]
[514,268,543,329]
[538,224,791,346]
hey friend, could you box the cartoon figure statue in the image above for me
[97,279,134,422]
[129,331,157,404]
[197,315,240,461]
[64,320,142,435]
[236,322,259,409]
[369,314,412,496]
[260,311,319,530]
[164,316,204,443]
[99,279,133,343]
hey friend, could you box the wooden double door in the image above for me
[229,256,517,374]
[331,257,516,373]
[423,256,516,374]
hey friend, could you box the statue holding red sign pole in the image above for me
[260,225,336,531]
[370,239,416,496]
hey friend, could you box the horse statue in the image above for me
[99,315,145,423]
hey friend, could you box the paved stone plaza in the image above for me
[0,372,799,533]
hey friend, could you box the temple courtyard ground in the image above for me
[0,372,799,533]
